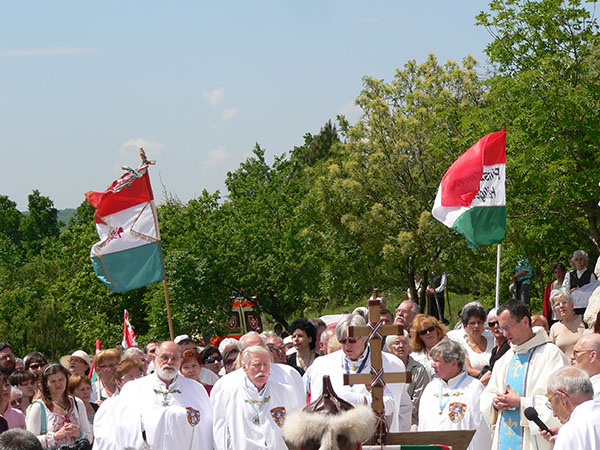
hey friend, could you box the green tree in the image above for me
[0,195,22,244]
[476,0,600,300]
[20,190,60,256]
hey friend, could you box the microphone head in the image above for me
[524,406,538,421]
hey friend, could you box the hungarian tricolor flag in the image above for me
[432,130,506,249]
[86,162,163,292]
[122,309,138,348]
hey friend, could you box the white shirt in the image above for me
[309,347,412,432]
[590,373,600,402]
[554,400,600,450]
[93,373,212,450]
[419,371,491,450]
[447,330,494,371]
[199,367,220,385]
[212,374,301,450]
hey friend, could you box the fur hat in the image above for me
[283,375,376,450]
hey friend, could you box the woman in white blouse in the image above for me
[449,302,494,378]
[26,363,92,448]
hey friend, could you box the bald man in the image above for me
[571,334,600,401]
[94,341,213,450]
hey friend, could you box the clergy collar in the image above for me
[440,370,467,388]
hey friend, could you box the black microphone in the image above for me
[524,406,555,436]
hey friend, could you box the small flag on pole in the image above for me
[432,130,506,249]
[86,161,163,292]
[122,309,138,348]
[89,339,101,381]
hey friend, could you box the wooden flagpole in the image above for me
[140,148,174,340]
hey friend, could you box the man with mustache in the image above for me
[93,341,213,450]
[212,346,301,449]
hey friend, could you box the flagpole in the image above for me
[140,148,175,340]
[495,243,501,308]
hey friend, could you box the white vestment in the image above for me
[418,371,491,450]
[591,372,600,402]
[93,373,212,450]
[554,400,600,450]
[212,374,301,449]
[309,347,412,431]
[480,328,569,450]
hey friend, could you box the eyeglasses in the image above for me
[338,338,359,344]
[467,320,484,327]
[158,354,181,364]
[574,257,584,261]
[572,349,591,359]
[419,326,436,336]
[545,391,567,410]
[497,322,517,333]
[224,358,237,366]
[204,356,222,364]
[488,321,499,328]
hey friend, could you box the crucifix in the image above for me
[345,289,476,450]
[344,289,411,443]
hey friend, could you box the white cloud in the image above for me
[202,87,225,106]
[339,100,363,124]
[201,145,229,168]
[0,47,96,57]
[120,138,165,156]
[221,107,239,121]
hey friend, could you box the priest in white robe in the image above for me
[308,313,412,432]
[480,300,568,450]
[212,345,302,450]
[93,341,212,450]
[418,339,491,450]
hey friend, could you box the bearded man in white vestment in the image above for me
[480,300,568,450]
[212,346,302,450]
[93,341,213,450]
[308,313,412,431]
[418,339,491,450]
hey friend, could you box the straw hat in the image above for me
[59,350,92,369]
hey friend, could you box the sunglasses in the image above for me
[28,363,43,370]
[224,358,237,366]
[488,321,499,328]
[419,325,436,336]
[204,356,222,364]
[338,338,359,345]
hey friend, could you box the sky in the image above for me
[1,1,493,211]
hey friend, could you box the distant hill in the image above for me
[58,208,76,226]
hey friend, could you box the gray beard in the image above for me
[156,365,177,381]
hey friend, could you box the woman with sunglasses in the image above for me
[411,314,447,378]
[26,363,92,448]
[478,308,509,386]
[549,288,586,360]
[199,346,222,387]
[449,302,494,379]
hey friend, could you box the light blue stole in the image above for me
[498,343,546,450]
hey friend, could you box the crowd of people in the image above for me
[0,252,599,448]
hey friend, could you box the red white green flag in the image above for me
[85,163,163,292]
[432,130,506,249]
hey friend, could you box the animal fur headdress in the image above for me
[282,375,377,450]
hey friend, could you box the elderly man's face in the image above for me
[547,389,571,424]
[156,342,182,382]
[395,302,416,329]
[243,352,271,390]
[390,336,410,361]
[340,336,366,361]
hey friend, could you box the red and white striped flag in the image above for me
[122,309,138,348]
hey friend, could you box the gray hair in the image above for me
[121,347,145,359]
[550,288,573,307]
[383,334,410,353]
[487,307,499,321]
[0,428,44,450]
[335,313,366,341]
[218,337,241,355]
[429,339,466,370]
[548,366,594,398]
[240,331,266,348]
[241,345,272,367]
[572,250,589,264]
[400,300,420,315]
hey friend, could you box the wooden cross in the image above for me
[344,291,411,443]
